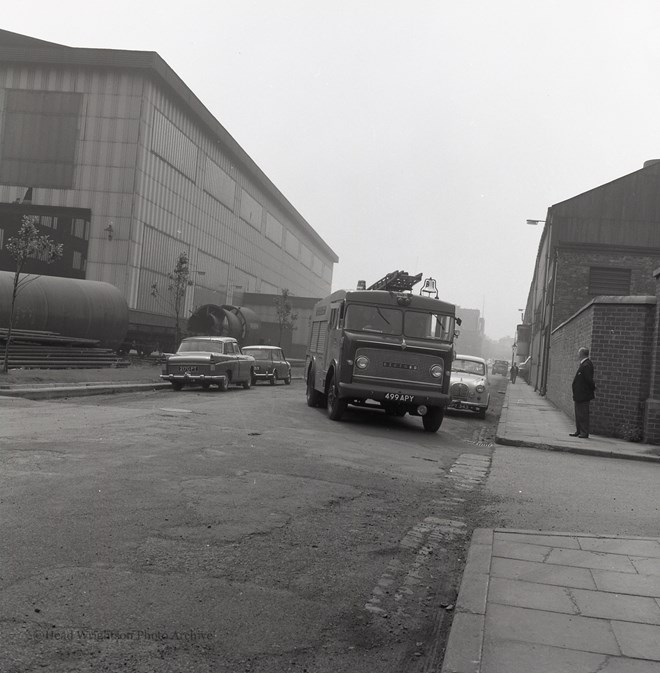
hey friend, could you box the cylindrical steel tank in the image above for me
[0,271,129,348]
[187,304,261,343]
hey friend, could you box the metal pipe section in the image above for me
[187,304,261,343]
[0,271,129,348]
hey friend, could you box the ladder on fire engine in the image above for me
[366,270,422,292]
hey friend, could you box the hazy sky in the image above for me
[5,1,660,339]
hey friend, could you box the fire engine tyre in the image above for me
[171,382,183,391]
[270,371,277,385]
[422,406,444,432]
[218,378,229,392]
[326,374,347,421]
[306,370,324,407]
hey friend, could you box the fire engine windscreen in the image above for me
[345,305,454,341]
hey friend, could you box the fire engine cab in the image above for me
[305,270,460,432]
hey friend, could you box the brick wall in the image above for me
[547,297,656,439]
[552,250,660,329]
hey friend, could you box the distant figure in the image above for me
[570,347,596,439]
[509,363,518,384]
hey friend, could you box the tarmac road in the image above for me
[0,377,507,673]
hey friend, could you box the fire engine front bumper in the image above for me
[338,381,449,407]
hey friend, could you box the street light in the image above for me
[526,219,546,225]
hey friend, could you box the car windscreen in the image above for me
[178,340,223,353]
[453,359,485,376]
[243,349,271,359]
[344,304,402,335]
[404,311,455,342]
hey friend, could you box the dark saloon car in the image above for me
[491,359,509,376]
[241,345,292,385]
[160,336,255,391]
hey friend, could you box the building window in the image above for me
[0,227,4,250]
[588,267,631,295]
[71,219,89,240]
[72,250,82,269]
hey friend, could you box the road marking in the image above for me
[159,408,193,413]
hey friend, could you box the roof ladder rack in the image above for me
[366,270,423,292]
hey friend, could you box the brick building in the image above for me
[519,160,660,394]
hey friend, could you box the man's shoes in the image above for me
[569,432,580,437]
[578,434,589,438]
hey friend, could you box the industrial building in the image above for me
[0,29,338,352]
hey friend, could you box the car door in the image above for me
[274,349,286,377]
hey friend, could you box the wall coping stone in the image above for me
[552,295,656,334]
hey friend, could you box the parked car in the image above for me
[241,345,292,385]
[448,354,490,418]
[491,359,509,376]
[160,336,255,391]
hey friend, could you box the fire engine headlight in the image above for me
[476,384,485,393]
[430,364,443,378]
[355,355,370,370]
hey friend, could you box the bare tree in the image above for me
[274,288,298,347]
[151,252,190,348]
[2,215,63,374]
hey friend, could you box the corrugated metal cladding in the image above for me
[0,44,336,333]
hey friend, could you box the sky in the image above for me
[4,0,660,339]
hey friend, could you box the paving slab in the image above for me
[441,529,660,673]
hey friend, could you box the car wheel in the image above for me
[270,371,277,386]
[251,374,257,386]
[306,369,324,407]
[171,381,183,391]
[284,370,292,385]
[476,408,487,419]
[218,378,229,392]
[422,406,444,432]
[242,372,252,390]
[326,373,347,421]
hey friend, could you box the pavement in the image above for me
[442,381,660,672]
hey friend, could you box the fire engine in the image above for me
[305,270,460,432]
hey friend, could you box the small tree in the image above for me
[2,215,63,373]
[274,288,298,347]
[151,252,190,348]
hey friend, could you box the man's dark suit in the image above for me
[572,358,596,437]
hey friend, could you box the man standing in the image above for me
[570,347,596,438]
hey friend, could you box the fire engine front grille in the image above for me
[450,383,469,401]
[353,347,443,385]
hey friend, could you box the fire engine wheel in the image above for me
[422,406,444,432]
[306,370,325,407]
[326,374,347,421]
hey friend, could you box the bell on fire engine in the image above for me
[420,277,438,298]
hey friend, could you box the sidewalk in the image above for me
[496,380,660,464]
[441,384,660,672]
[442,528,660,673]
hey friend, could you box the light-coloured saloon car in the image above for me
[160,336,255,391]
[241,345,292,385]
[448,354,490,417]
